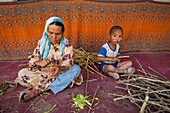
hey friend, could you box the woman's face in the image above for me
[47,24,63,45]
[110,29,123,44]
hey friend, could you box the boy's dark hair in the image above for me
[49,21,65,32]
[109,26,123,35]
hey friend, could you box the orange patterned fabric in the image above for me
[0,1,169,60]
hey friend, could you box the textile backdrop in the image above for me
[0,0,170,60]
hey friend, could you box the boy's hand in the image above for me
[113,57,120,62]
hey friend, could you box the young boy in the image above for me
[97,26,135,79]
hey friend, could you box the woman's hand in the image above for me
[34,59,50,68]
[48,66,60,79]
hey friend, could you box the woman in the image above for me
[15,17,83,102]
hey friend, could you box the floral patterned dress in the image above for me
[15,39,73,91]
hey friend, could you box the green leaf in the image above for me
[0,90,4,96]
[72,93,92,110]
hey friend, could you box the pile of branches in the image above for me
[113,59,170,113]
[73,47,105,78]
[73,47,99,67]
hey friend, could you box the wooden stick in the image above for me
[24,95,41,113]
[113,93,144,101]
[87,79,97,82]
[118,55,130,59]
[44,104,57,113]
[134,57,147,76]
[18,63,28,68]
[148,66,168,80]
[140,88,149,113]
[85,56,90,96]
[88,84,100,113]
[130,97,170,112]
[87,65,106,79]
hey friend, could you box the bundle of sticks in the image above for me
[73,47,130,70]
[73,47,106,78]
[73,47,131,79]
[73,47,100,65]
[113,58,170,113]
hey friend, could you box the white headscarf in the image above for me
[40,17,66,59]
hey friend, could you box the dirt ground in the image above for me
[0,52,169,113]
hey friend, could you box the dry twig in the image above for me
[113,58,170,113]
[73,48,106,79]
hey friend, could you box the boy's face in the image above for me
[110,29,123,44]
